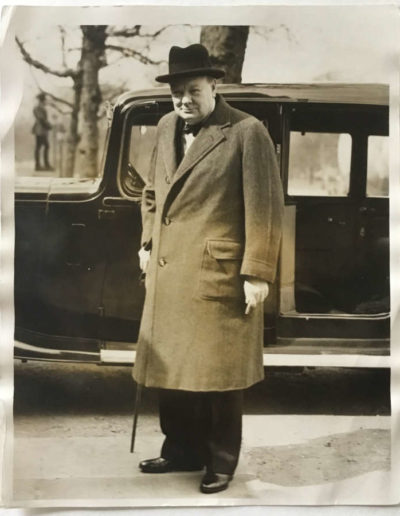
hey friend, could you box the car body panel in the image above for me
[14,83,390,364]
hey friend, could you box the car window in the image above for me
[119,110,160,200]
[129,125,157,183]
[288,132,352,197]
[367,135,389,197]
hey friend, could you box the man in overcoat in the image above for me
[132,44,284,494]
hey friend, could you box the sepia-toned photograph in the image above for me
[1,2,399,509]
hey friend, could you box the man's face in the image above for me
[170,76,216,125]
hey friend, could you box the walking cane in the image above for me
[130,270,147,452]
[130,382,143,453]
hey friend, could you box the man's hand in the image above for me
[138,247,151,273]
[244,278,270,315]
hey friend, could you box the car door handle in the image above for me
[98,208,116,220]
[327,217,347,226]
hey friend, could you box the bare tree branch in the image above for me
[105,44,162,65]
[107,25,141,38]
[107,25,170,39]
[47,102,71,116]
[15,37,77,78]
[253,24,296,44]
[58,26,67,68]
[40,89,74,109]
[137,26,170,39]
[97,84,127,119]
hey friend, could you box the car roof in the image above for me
[116,83,388,107]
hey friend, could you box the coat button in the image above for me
[165,176,171,184]
[164,217,171,226]
[159,258,167,267]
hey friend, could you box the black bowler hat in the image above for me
[155,44,225,83]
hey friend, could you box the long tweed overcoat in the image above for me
[132,94,284,391]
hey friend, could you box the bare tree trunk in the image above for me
[75,26,107,178]
[64,74,82,177]
[17,26,166,178]
[200,26,249,83]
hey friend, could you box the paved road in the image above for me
[12,361,391,506]
[14,361,390,421]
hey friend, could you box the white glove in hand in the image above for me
[244,278,270,315]
[138,247,151,273]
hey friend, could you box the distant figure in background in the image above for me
[32,93,53,171]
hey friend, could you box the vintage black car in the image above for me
[14,83,390,365]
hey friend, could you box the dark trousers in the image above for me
[159,389,243,476]
[35,135,50,168]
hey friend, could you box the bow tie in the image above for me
[182,122,201,137]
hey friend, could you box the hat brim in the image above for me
[155,67,225,83]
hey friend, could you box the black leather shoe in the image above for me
[139,457,203,473]
[200,472,233,494]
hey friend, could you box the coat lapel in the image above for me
[171,95,232,185]
[160,114,179,180]
[172,125,227,185]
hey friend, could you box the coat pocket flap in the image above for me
[207,240,243,260]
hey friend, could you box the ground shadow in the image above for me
[244,427,390,486]
[14,362,390,417]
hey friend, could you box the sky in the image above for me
[9,5,399,95]
[4,4,399,161]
